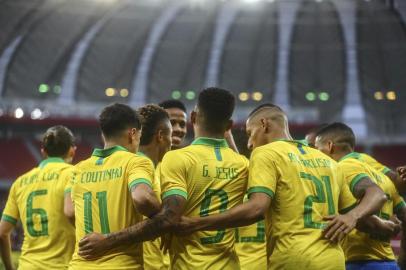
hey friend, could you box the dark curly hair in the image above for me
[138,104,170,146]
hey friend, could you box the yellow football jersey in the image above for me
[160,137,249,270]
[248,140,355,270]
[1,158,75,269]
[338,152,405,262]
[142,161,170,270]
[68,146,154,270]
[359,153,391,175]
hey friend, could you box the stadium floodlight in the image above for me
[31,108,42,120]
[374,91,383,100]
[319,92,329,101]
[172,91,182,100]
[120,89,129,98]
[186,91,196,100]
[38,84,49,93]
[386,91,396,101]
[242,0,263,4]
[252,92,263,101]
[14,107,24,119]
[105,88,116,97]
[305,92,316,101]
[53,85,62,94]
[239,92,249,102]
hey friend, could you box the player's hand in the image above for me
[323,214,357,243]
[397,166,406,181]
[78,232,110,260]
[175,216,201,236]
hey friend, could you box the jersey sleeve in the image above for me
[127,156,155,191]
[247,148,278,199]
[340,161,370,195]
[1,182,19,225]
[336,167,358,213]
[62,166,75,195]
[160,151,188,200]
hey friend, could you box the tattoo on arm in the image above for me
[107,195,185,246]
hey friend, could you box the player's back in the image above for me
[2,158,75,269]
[339,153,405,262]
[69,146,154,270]
[160,138,249,270]
[250,140,349,270]
[359,153,391,175]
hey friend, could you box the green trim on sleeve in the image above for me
[382,167,391,174]
[128,178,152,191]
[1,214,17,225]
[64,188,72,194]
[350,173,369,194]
[162,189,188,200]
[394,201,406,214]
[247,186,275,199]
[339,203,357,214]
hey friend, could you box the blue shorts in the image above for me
[346,260,399,270]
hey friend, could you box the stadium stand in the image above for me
[357,0,406,136]
[289,0,346,121]
[219,1,278,106]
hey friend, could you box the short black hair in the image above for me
[159,99,187,113]
[42,125,75,157]
[138,104,170,146]
[315,122,356,149]
[99,103,141,138]
[197,87,235,133]
[248,103,283,118]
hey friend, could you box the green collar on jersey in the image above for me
[191,137,229,148]
[39,157,65,169]
[275,139,309,146]
[92,145,128,158]
[339,152,361,162]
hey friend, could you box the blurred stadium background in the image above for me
[0,0,406,264]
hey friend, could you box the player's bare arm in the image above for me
[0,220,15,270]
[323,178,386,242]
[78,194,186,260]
[64,193,75,225]
[178,193,270,234]
[394,204,406,269]
[130,183,161,218]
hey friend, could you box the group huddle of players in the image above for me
[1,87,406,270]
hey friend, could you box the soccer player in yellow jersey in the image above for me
[78,88,249,269]
[137,104,172,270]
[0,126,76,270]
[175,103,390,270]
[65,103,161,270]
[315,122,406,270]
[306,125,406,193]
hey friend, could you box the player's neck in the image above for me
[269,130,293,143]
[334,150,351,162]
[138,145,159,166]
[194,126,225,140]
[104,139,130,152]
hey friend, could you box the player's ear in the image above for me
[327,140,334,154]
[191,110,197,125]
[40,148,47,158]
[157,129,164,143]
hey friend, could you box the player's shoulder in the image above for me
[13,167,40,187]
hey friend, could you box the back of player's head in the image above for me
[248,103,284,118]
[159,99,187,113]
[305,123,329,147]
[138,104,170,145]
[316,122,355,149]
[197,87,235,133]
[99,103,141,139]
[42,125,75,157]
